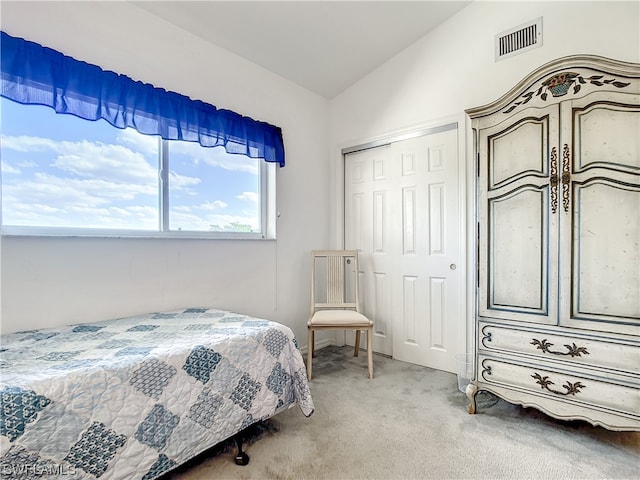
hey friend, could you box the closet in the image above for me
[466,55,639,430]
[343,126,464,372]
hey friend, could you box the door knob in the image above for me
[450,264,457,270]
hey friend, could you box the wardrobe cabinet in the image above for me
[466,55,639,430]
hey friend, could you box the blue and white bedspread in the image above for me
[0,308,314,479]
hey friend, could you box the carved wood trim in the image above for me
[550,146,559,213]
[466,55,640,119]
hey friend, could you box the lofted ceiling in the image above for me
[132,1,471,99]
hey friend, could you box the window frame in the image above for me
[0,130,277,240]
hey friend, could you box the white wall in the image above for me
[0,1,331,344]
[2,1,638,350]
[328,0,639,354]
[329,1,639,148]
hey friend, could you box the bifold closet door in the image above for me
[344,127,462,372]
[344,144,395,357]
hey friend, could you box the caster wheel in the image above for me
[235,453,249,466]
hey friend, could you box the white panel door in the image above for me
[344,145,394,356]
[344,128,463,372]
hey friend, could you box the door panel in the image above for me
[572,181,639,319]
[573,104,640,172]
[559,95,640,333]
[391,131,461,371]
[490,120,548,188]
[344,127,463,372]
[489,186,548,313]
[345,146,394,355]
[478,105,559,325]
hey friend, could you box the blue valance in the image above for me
[0,31,285,166]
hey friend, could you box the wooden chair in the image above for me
[307,250,374,379]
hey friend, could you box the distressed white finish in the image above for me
[477,104,559,325]
[468,55,640,431]
[478,356,639,425]
[479,322,640,375]
[344,129,461,372]
[558,94,640,331]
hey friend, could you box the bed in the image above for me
[0,307,314,479]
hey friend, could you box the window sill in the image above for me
[1,226,275,240]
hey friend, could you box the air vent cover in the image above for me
[495,17,542,61]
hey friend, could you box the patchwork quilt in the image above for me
[0,308,314,479]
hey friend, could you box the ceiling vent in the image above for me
[495,17,543,61]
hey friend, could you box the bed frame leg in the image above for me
[234,433,250,466]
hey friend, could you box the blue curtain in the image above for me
[0,31,285,166]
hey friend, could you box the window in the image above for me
[0,98,276,238]
[0,31,283,239]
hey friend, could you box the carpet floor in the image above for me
[167,346,639,480]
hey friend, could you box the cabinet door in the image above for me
[477,105,560,325]
[559,92,640,334]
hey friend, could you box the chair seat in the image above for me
[309,309,373,326]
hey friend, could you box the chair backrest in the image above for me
[311,250,360,313]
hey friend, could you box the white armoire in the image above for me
[466,55,639,431]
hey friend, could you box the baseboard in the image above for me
[299,337,333,356]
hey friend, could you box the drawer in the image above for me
[479,323,640,375]
[478,355,640,418]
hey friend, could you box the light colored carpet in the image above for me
[168,346,640,480]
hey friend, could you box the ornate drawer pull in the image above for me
[532,372,586,396]
[531,338,590,357]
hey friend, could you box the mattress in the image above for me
[0,308,314,479]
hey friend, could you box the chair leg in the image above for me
[307,328,314,380]
[354,329,360,357]
[367,328,374,379]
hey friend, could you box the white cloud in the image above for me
[169,141,259,175]
[36,172,154,202]
[199,200,228,211]
[169,171,201,191]
[90,205,158,229]
[1,135,55,153]
[52,142,157,185]
[236,191,258,203]
[3,192,159,229]
[2,134,159,185]
[1,130,257,231]
[116,128,159,155]
[169,209,258,232]
[1,133,163,229]
[1,161,21,174]
[168,199,261,232]
[18,160,37,168]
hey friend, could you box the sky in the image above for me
[0,97,261,233]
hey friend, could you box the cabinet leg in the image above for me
[465,383,478,414]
